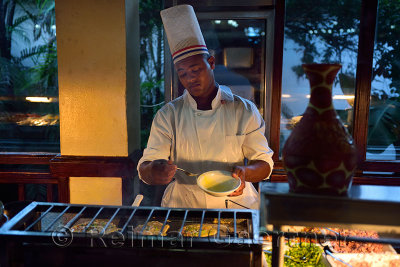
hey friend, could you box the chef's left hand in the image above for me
[228,166,246,197]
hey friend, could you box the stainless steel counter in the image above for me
[260,182,400,231]
[259,182,400,267]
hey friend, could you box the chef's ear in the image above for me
[207,55,215,70]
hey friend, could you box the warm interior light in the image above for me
[25,97,52,103]
[282,94,292,98]
[333,95,355,100]
[305,95,354,100]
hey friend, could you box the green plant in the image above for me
[1,0,57,97]
[139,0,165,149]
[1,0,59,154]
[285,0,360,76]
[140,79,164,148]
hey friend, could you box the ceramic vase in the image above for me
[282,63,357,196]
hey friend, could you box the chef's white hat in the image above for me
[160,5,209,64]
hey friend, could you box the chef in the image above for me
[138,4,274,210]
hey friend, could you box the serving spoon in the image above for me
[176,167,198,177]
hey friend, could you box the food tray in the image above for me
[326,253,400,267]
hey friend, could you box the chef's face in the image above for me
[175,54,216,98]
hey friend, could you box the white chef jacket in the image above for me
[137,85,274,209]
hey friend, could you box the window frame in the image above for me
[165,0,400,180]
[270,0,400,178]
[2,0,399,186]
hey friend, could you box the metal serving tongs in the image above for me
[225,199,250,209]
[323,246,353,267]
[323,227,340,235]
[320,228,353,266]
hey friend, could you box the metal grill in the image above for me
[0,202,262,266]
[0,202,260,247]
[0,202,262,267]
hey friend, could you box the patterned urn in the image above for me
[282,63,357,196]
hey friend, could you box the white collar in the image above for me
[183,85,234,110]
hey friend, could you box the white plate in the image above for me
[197,170,241,197]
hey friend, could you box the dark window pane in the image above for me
[0,1,59,152]
[280,0,361,157]
[367,0,400,160]
[200,19,266,114]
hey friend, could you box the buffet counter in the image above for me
[260,183,400,266]
[0,203,261,266]
[1,183,400,266]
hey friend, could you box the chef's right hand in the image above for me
[144,159,177,185]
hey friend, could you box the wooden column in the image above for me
[353,0,379,164]
[270,0,285,162]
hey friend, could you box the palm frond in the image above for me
[14,0,37,22]
[10,28,31,45]
[42,0,55,14]
[11,15,31,30]
[17,45,49,62]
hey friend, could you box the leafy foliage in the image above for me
[0,0,57,97]
[285,0,360,76]
[373,0,400,93]
[139,0,165,149]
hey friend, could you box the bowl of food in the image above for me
[197,170,241,197]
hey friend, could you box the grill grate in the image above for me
[42,206,70,232]
[120,208,137,234]
[217,211,221,239]
[25,205,54,231]
[0,202,260,249]
[159,209,171,237]
[100,208,120,235]
[138,209,154,235]
[64,207,86,229]
[82,207,103,233]
[178,210,189,235]
[198,210,205,238]
[234,211,237,237]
